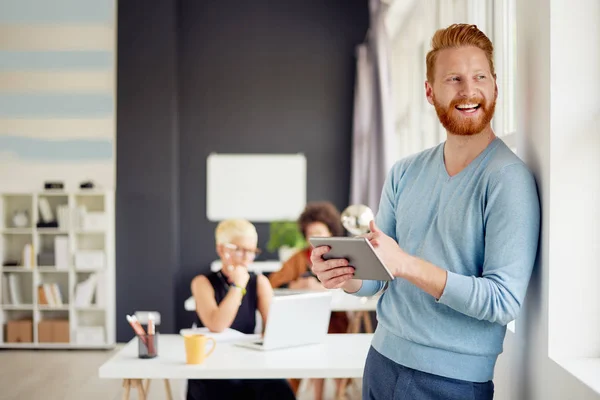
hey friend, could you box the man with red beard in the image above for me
[311,24,540,399]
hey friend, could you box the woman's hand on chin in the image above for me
[230,266,250,288]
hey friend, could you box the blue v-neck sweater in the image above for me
[354,138,540,382]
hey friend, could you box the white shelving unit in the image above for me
[0,191,115,349]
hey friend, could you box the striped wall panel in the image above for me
[0,0,113,24]
[0,51,113,69]
[0,135,112,161]
[0,0,115,165]
[0,71,114,92]
[0,118,113,138]
[0,26,115,51]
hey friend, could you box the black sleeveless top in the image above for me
[195,271,258,334]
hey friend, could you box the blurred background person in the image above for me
[189,219,295,400]
[268,202,349,400]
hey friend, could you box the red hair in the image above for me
[426,24,495,83]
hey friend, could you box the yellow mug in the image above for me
[183,334,216,365]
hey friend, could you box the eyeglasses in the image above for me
[223,243,261,259]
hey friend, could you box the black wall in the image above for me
[116,0,180,341]
[117,0,369,341]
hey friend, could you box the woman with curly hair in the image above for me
[268,201,349,400]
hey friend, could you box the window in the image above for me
[491,0,517,153]
[388,0,517,159]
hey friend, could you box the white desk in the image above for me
[99,334,373,400]
[184,288,380,313]
[183,289,378,397]
[210,259,281,274]
[274,289,380,312]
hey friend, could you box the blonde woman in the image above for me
[188,219,295,400]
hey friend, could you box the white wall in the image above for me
[547,0,600,361]
[493,0,600,399]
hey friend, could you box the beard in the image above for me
[433,95,496,136]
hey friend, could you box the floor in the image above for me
[0,346,362,400]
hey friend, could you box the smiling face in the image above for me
[426,45,497,136]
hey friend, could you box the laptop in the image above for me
[236,291,333,351]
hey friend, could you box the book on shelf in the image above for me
[7,274,23,305]
[51,284,63,306]
[38,198,54,223]
[57,205,70,230]
[74,274,98,307]
[37,285,48,305]
[54,236,69,270]
[56,205,106,231]
[38,283,64,307]
[21,244,34,268]
[2,276,11,304]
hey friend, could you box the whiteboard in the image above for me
[207,153,306,222]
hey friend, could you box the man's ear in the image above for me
[425,81,434,105]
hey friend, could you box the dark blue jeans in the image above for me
[363,347,494,400]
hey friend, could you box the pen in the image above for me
[147,315,155,335]
[126,315,147,346]
[147,315,156,355]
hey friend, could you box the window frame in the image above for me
[490,0,517,152]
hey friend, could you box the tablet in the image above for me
[308,236,394,281]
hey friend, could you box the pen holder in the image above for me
[138,332,158,359]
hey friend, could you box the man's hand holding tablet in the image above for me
[309,244,358,290]
[309,221,398,293]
